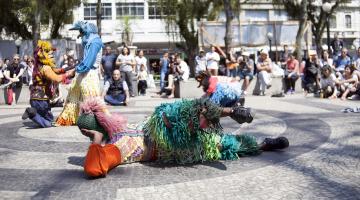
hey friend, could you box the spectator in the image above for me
[135,50,148,74]
[238,52,254,95]
[319,50,334,69]
[137,64,148,96]
[280,45,290,68]
[166,56,190,98]
[335,48,351,73]
[320,65,339,99]
[116,46,136,97]
[339,65,358,100]
[102,69,129,106]
[0,59,6,84]
[225,51,238,78]
[330,33,344,59]
[27,57,34,86]
[3,54,25,105]
[206,45,220,76]
[256,49,272,96]
[20,55,29,85]
[303,50,320,95]
[354,47,360,70]
[101,46,117,82]
[4,58,10,67]
[195,49,206,75]
[158,52,169,94]
[284,53,299,94]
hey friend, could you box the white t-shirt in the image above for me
[195,55,207,73]
[135,56,147,72]
[206,51,220,70]
[117,54,135,72]
[178,61,189,81]
[320,73,337,88]
[320,58,333,68]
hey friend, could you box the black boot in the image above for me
[22,107,37,120]
[260,137,289,151]
[230,106,254,124]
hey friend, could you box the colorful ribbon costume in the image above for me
[56,21,103,126]
[76,98,289,178]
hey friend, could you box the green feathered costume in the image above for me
[143,98,259,164]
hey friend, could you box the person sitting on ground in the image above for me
[165,56,189,98]
[320,65,340,99]
[302,50,321,96]
[102,69,129,106]
[335,48,351,73]
[284,53,300,94]
[319,50,334,69]
[256,49,272,96]
[339,64,358,101]
[77,97,289,178]
[137,64,148,96]
[237,52,254,95]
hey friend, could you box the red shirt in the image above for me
[286,59,299,72]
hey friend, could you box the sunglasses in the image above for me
[14,58,19,60]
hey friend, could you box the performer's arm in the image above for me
[76,40,102,73]
[42,65,73,83]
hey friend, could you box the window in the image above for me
[273,10,288,21]
[244,10,269,21]
[84,3,112,20]
[330,16,336,28]
[345,15,351,28]
[116,3,144,19]
[148,1,163,19]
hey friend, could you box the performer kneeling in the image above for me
[77,98,289,178]
[22,41,74,128]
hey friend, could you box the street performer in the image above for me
[56,21,103,126]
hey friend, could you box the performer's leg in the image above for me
[83,144,122,177]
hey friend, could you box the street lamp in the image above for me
[322,2,332,52]
[267,32,273,59]
[15,38,22,54]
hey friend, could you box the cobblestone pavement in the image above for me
[0,93,359,200]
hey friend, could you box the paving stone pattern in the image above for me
[0,94,359,200]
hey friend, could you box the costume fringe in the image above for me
[143,99,222,164]
[220,134,259,160]
[210,83,242,107]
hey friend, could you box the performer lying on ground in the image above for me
[195,71,245,107]
[22,41,75,128]
[56,21,103,126]
[77,98,289,178]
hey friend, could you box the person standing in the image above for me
[3,54,25,105]
[101,46,117,82]
[20,55,29,85]
[331,33,344,60]
[206,45,220,76]
[116,46,136,97]
[195,50,207,75]
[135,50,147,73]
[158,52,169,94]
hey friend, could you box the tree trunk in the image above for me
[223,0,233,56]
[96,0,102,37]
[294,0,308,61]
[32,0,42,48]
[314,32,323,56]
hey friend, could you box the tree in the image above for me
[272,0,309,61]
[96,0,102,37]
[159,0,211,76]
[0,0,80,45]
[308,0,350,54]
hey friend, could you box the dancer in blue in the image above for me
[56,21,103,126]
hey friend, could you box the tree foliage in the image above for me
[0,0,81,40]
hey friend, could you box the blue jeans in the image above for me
[227,68,237,77]
[160,70,167,91]
[104,94,126,105]
[30,100,54,128]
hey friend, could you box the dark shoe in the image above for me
[266,84,272,89]
[22,107,37,120]
[236,96,245,106]
[230,106,255,124]
[271,92,285,98]
[260,137,289,151]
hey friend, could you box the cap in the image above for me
[242,52,250,57]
